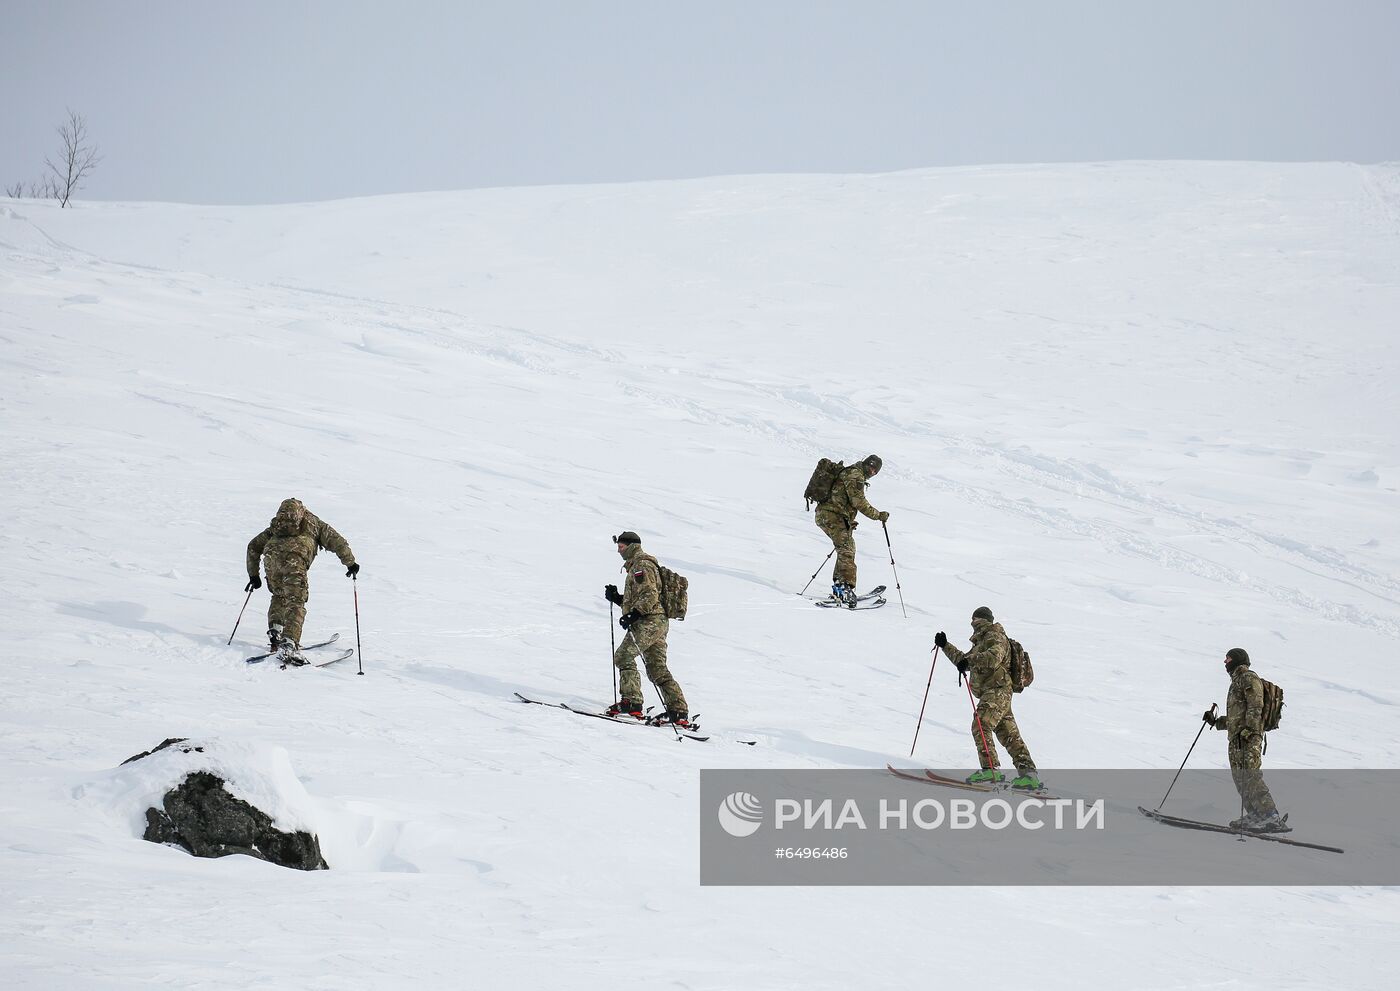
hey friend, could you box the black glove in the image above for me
[934,631,948,648]
[619,609,642,630]
[246,576,262,591]
[346,563,360,578]
[1202,708,1217,725]
[605,584,624,606]
[954,658,970,675]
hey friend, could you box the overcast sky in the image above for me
[3,0,1398,205]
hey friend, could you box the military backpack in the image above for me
[656,563,689,621]
[1008,637,1034,693]
[804,458,846,510]
[1259,677,1284,732]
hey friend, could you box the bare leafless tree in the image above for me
[44,109,102,207]
[3,176,56,199]
[5,175,61,200]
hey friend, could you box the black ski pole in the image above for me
[353,574,365,676]
[909,645,941,756]
[881,520,907,618]
[609,601,618,705]
[228,582,255,645]
[1157,703,1216,810]
[797,547,837,596]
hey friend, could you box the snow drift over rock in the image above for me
[75,737,323,841]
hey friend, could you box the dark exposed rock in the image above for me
[122,737,203,765]
[140,770,328,871]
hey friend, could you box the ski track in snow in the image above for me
[2,164,1399,990]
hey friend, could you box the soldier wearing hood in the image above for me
[935,606,1040,789]
[246,498,358,663]
[813,454,888,607]
[603,531,689,725]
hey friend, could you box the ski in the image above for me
[306,646,355,669]
[888,764,938,785]
[889,763,999,793]
[926,769,1058,800]
[513,693,756,745]
[807,585,886,603]
[815,596,887,610]
[562,703,712,742]
[284,648,355,669]
[884,766,1058,800]
[514,692,707,740]
[245,633,340,664]
[514,693,571,711]
[1137,806,1343,854]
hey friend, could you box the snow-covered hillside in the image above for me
[2,162,1398,989]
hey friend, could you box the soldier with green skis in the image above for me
[1203,648,1288,832]
[246,498,359,665]
[809,454,888,607]
[603,530,690,726]
[935,606,1041,790]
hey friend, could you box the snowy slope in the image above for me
[2,162,1398,989]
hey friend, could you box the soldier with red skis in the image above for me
[935,606,1040,790]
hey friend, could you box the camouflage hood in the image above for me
[271,498,307,537]
[247,500,356,583]
[966,618,1012,697]
[970,617,1003,642]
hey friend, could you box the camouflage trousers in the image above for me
[264,559,310,645]
[814,508,858,588]
[971,688,1036,773]
[1228,734,1278,817]
[613,616,688,714]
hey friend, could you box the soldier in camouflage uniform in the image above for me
[603,531,689,725]
[246,498,359,664]
[814,454,888,606]
[935,606,1040,789]
[1204,647,1288,831]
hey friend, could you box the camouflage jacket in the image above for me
[941,619,1012,698]
[619,544,665,619]
[247,500,356,580]
[817,465,883,524]
[1212,666,1265,740]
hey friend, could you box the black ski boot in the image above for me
[605,700,644,718]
